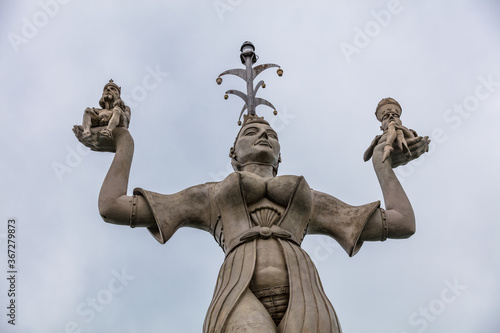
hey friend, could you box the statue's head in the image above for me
[229,115,281,176]
[376,97,402,130]
[99,79,122,108]
[376,97,402,122]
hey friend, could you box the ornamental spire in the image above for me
[216,41,283,126]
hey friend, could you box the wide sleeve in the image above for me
[133,183,215,244]
[308,190,380,257]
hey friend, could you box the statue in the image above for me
[73,79,131,152]
[74,42,430,332]
[363,97,425,166]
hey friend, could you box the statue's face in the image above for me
[102,85,120,102]
[380,104,402,128]
[234,122,280,166]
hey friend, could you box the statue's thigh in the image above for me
[225,288,276,333]
[88,113,100,127]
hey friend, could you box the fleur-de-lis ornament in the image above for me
[216,41,283,125]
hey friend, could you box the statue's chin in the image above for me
[104,94,115,102]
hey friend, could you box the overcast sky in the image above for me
[1,1,500,332]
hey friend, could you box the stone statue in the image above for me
[363,97,425,166]
[74,42,430,332]
[73,79,131,152]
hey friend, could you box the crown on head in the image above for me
[103,79,121,93]
[240,114,269,126]
[375,97,402,121]
[216,42,283,126]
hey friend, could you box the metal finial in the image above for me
[217,42,282,125]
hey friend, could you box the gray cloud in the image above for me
[1,0,499,332]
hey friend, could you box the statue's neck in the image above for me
[240,163,274,178]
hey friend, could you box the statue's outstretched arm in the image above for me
[361,135,430,241]
[97,127,155,227]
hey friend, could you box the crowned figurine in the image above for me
[73,79,131,152]
[363,97,428,167]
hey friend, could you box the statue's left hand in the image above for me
[373,133,430,168]
[392,135,430,167]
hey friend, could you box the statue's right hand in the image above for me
[72,126,133,153]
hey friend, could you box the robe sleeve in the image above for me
[133,183,215,244]
[308,190,380,257]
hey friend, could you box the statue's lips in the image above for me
[255,139,272,148]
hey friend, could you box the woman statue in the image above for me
[76,43,430,332]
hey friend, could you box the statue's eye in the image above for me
[245,131,257,136]
[268,133,277,139]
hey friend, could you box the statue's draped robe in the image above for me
[134,172,380,333]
